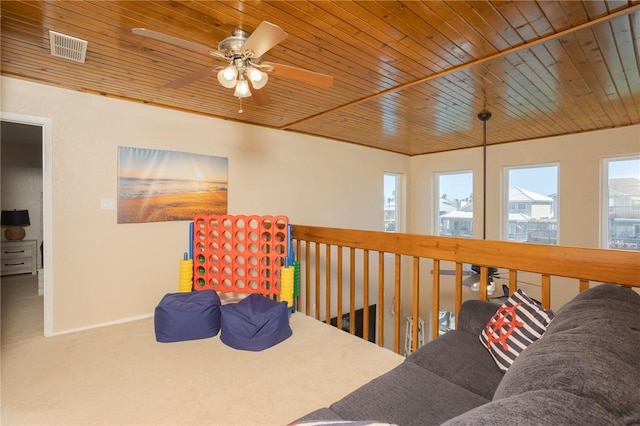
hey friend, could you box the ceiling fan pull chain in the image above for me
[238,97,243,114]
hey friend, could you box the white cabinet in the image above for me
[1,239,37,276]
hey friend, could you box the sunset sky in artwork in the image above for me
[118,146,228,182]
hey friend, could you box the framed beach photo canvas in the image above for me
[117,146,228,224]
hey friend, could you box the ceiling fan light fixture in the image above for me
[247,67,268,89]
[234,78,251,98]
[217,66,237,88]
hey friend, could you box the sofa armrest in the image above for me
[456,299,500,335]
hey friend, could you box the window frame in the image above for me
[434,170,474,238]
[383,172,403,233]
[503,163,559,245]
[601,155,640,250]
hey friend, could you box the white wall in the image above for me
[1,77,409,334]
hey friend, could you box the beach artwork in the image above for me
[117,146,228,224]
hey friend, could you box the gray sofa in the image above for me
[293,284,640,425]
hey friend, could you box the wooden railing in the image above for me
[292,225,640,355]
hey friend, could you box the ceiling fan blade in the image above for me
[131,28,225,59]
[430,269,475,276]
[262,61,334,88]
[241,21,288,58]
[250,86,271,106]
[462,275,481,287]
[165,67,218,89]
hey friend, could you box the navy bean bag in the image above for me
[220,293,292,351]
[154,290,221,343]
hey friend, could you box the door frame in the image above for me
[1,112,54,336]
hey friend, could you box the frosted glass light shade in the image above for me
[217,66,237,88]
[247,67,268,90]
[234,79,251,98]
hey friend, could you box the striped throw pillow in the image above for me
[479,289,555,372]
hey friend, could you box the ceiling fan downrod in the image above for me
[478,110,492,241]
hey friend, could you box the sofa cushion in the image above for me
[455,299,501,335]
[494,284,640,423]
[441,389,619,425]
[406,329,503,400]
[329,362,490,426]
[479,289,554,372]
[293,421,397,426]
[291,408,346,423]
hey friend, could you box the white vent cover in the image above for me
[49,30,88,63]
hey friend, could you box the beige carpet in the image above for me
[1,274,43,346]
[1,302,403,425]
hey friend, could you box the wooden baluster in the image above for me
[315,242,320,320]
[325,244,331,324]
[363,249,370,341]
[454,262,462,328]
[350,248,356,335]
[579,279,589,292]
[337,246,343,328]
[412,256,420,353]
[432,259,440,341]
[378,251,385,347]
[509,269,517,294]
[394,254,401,354]
[480,266,488,301]
[305,240,311,314]
[541,274,551,309]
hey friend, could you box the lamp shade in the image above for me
[247,67,268,90]
[1,210,30,240]
[234,79,251,98]
[217,66,238,89]
[1,210,30,226]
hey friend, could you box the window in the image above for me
[436,171,473,237]
[384,173,401,232]
[504,165,558,244]
[603,156,640,251]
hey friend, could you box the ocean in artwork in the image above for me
[118,177,228,199]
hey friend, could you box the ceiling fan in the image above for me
[132,21,333,112]
[433,111,499,294]
[438,264,500,293]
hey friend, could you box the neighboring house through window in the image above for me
[504,165,558,245]
[603,156,640,251]
[436,171,473,237]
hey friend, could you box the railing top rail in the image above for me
[292,225,640,288]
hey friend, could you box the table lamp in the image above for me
[1,209,30,241]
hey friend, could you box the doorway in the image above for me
[1,113,53,336]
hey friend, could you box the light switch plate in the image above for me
[100,198,115,210]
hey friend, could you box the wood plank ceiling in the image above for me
[2,1,639,156]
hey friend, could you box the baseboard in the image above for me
[51,312,154,337]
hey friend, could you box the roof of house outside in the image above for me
[509,187,553,202]
[441,211,473,219]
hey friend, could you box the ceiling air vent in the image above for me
[49,30,88,63]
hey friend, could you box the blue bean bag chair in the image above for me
[220,293,292,351]
[154,290,221,343]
